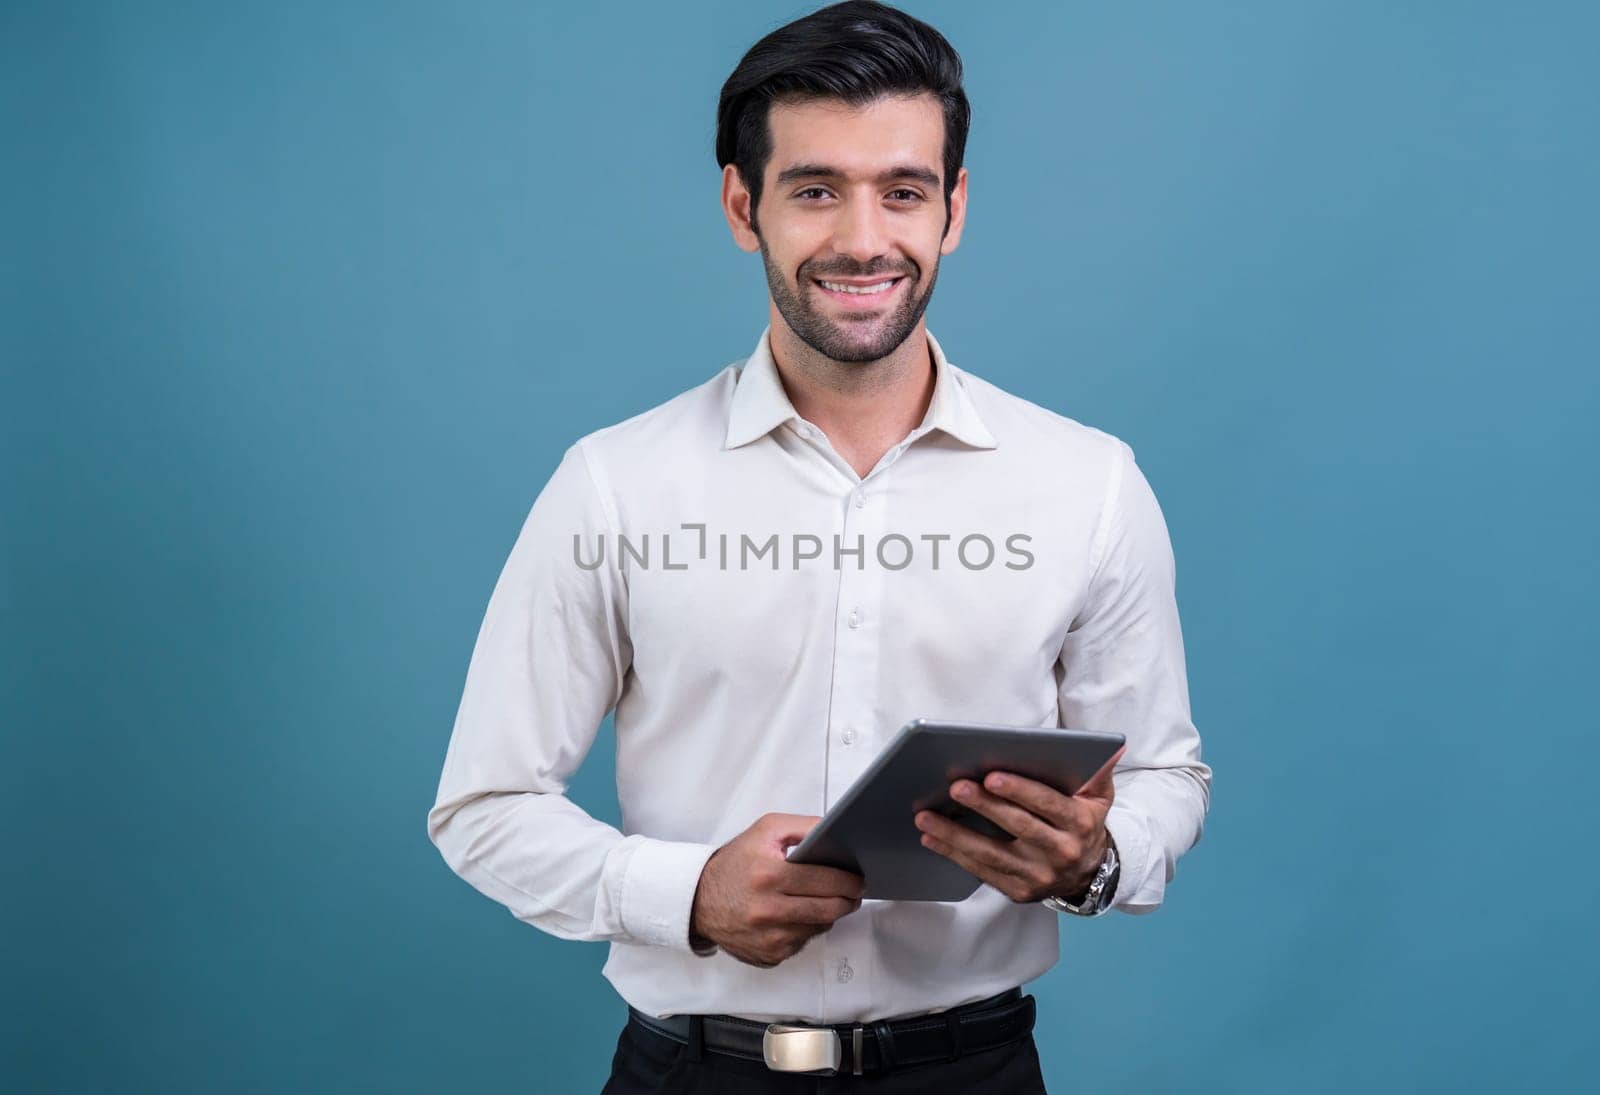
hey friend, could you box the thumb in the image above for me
[1075,745,1126,803]
[762,813,823,851]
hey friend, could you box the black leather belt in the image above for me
[627,987,1033,1077]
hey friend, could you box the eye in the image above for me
[795,187,831,201]
[889,189,924,203]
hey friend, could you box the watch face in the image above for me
[1097,862,1121,911]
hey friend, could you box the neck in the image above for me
[767,314,936,458]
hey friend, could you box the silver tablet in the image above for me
[784,718,1126,902]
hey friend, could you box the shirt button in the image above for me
[837,959,854,983]
[842,728,857,745]
[847,607,861,629]
[853,490,865,508]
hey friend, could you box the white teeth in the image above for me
[820,279,897,294]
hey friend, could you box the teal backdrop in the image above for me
[5,1,1597,1091]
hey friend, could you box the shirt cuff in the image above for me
[619,837,722,953]
[1103,803,1155,913]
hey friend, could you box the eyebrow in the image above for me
[774,163,943,189]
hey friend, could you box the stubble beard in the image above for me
[758,235,940,365]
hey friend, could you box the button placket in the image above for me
[826,477,886,800]
[818,469,895,1019]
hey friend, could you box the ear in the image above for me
[722,164,761,253]
[940,166,969,255]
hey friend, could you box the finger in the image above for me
[977,770,1079,831]
[1075,745,1126,804]
[762,814,824,849]
[917,831,1018,895]
[779,862,867,900]
[915,810,1033,881]
[945,779,1058,846]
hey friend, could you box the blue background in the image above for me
[6,1,1596,1091]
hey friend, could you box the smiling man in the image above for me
[427,3,1210,1092]
[736,90,958,482]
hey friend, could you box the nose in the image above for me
[829,190,891,264]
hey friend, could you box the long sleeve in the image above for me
[426,441,721,953]
[1056,438,1212,914]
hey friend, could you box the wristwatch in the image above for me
[1041,831,1120,917]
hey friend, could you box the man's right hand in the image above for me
[689,813,866,968]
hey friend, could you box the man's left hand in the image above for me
[914,745,1126,903]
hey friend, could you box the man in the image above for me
[427,2,1211,1091]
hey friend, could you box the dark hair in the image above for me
[715,1,971,233]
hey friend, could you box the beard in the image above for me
[758,237,940,364]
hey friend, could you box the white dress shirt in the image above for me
[427,324,1211,1023]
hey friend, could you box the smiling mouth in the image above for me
[812,276,906,303]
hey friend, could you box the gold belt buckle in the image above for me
[762,1023,843,1075]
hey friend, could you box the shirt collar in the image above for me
[723,325,998,451]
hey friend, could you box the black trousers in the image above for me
[599,1011,1049,1094]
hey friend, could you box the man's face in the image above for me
[729,92,968,364]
